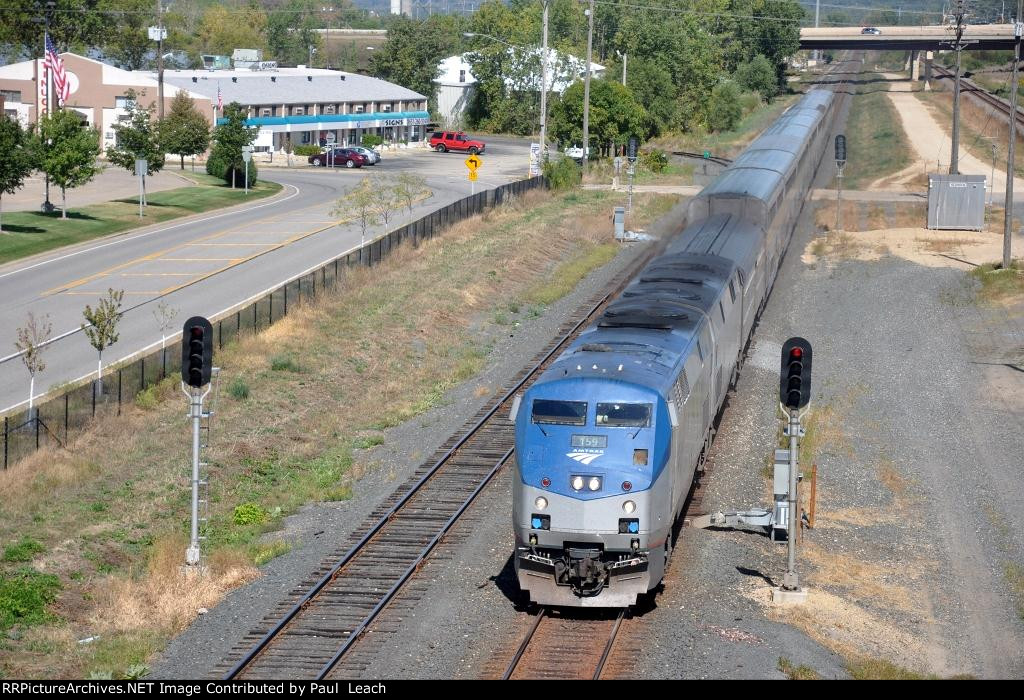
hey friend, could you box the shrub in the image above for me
[0,568,61,630]
[542,157,582,191]
[135,386,158,410]
[640,149,668,173]
[293,145,321,157]
[735,54,778,101]
[232,502,267,526]
[708,80,743,133]
[205,151,227,179]
[361,134,383,149]
[223,159,257,188]
[270,354,302,372]
[3,537,45,562]
[227,377,250,400]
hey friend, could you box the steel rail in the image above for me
[316,448,515,679]
[592,609,628,680]
[501,608,547,680]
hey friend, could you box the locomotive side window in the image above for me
[532,399,587,425]
[596,403,652,427]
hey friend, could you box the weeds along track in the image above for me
[932,64,1024,130]
[216,238,673,680]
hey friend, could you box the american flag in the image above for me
[44,33,69,108]
[217,85,222,112]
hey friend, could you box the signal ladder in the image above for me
[186,367,221,569]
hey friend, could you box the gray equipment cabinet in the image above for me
[927,174,986,231]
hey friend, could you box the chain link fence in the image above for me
[2,176,547,469]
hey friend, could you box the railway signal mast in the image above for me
[835,134,846,230]
[948,0,969,174]
[181,316,217,569]
[777,337,813,602]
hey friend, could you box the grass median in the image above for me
[0,175,282,266]
[0,186,679,678]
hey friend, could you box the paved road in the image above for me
[0,137,531,413]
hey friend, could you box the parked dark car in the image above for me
[309,148,367,168]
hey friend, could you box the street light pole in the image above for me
[156,0,164,120]
[582,0,594,169]
[1004,3,1022,269]
[540,0,549,157]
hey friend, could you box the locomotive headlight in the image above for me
[623,500,636,514]
[571,475,584,491]
[534,496,548,510]
[588,476,601,491]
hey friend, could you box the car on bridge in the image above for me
[861,27,882,35]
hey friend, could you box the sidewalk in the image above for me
[6,167,195,212]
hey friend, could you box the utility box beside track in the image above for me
[927,174,986,231]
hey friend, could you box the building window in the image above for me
[292,106,304,116]
[1,89,22,103]
[459,70,466,83]
[354,105,365,114]
[324,105,335,114]
[5,109,18,121]
[114,96,135,109]
[382,104,392,113]
[260,107,272,117]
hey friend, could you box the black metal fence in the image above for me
[1,176,547,469]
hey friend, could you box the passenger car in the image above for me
[428,131,486,154]
[309,148,367,168]
[861,27,882,35]
[349,146,380,165]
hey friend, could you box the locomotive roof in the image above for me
[667,213,763,279]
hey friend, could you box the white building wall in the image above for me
[436,84,474,129]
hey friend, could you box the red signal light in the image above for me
[541,477,551,488]
[790,347,802,359]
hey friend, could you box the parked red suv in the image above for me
[429,131,486,154]
[309,148,367,168]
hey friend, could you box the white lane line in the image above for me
[0,182,301,281]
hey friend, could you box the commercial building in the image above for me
[158,64,429,154]
[0,52,212,153]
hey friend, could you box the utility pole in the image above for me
[540,0,549,158]
[1004,2,1022,269]
[950,0,967,174]
[582,0,595,170]
[814,0,820,63]
[156,0,164,120]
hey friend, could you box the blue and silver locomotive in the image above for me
[511,89,836,607]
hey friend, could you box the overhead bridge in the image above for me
[800,24,1018,52]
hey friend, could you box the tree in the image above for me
[38,110,102,219]
[708,80,743,133]
[161,91,210,170]
[370,14,464,107]
[623,58,677,135]
[81,288,124,390]
[106,89,165,178]
[0,118,37,234]
[152,299,178,362]
[370,178,400,230]
[723,0,803,87]
[394,172,431,216]
[196,3,267,56]
[267,0,322,66]
[0,1,106,61]
[549,79,650,156]
[736,54,778,102]
[332,179,379,251]
[207,102,256,187]
[15,313,52,415]
[99,0,152,69]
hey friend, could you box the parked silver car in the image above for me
[350,146,381,165]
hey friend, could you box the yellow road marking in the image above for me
[157,257,243,262]
[189,242,278,247]
[43,197,341,296]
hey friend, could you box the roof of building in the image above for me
[160,69,426,106]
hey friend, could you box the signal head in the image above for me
[779,337,812,410]
[181,316,214,388]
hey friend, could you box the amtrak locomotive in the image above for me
[511,89,836,607]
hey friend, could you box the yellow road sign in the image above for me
[465,155,482,172]
[468,170,478,181]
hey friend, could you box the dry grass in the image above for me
[0,187,679,677]
[778,656,821,680]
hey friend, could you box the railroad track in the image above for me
[673,150,733,167]
[499,608,628,680]
[216,230,675,680]
[933,64,1024,129]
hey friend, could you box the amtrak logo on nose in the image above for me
[567,451,601,465]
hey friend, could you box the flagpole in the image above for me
[41,26,53,213]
